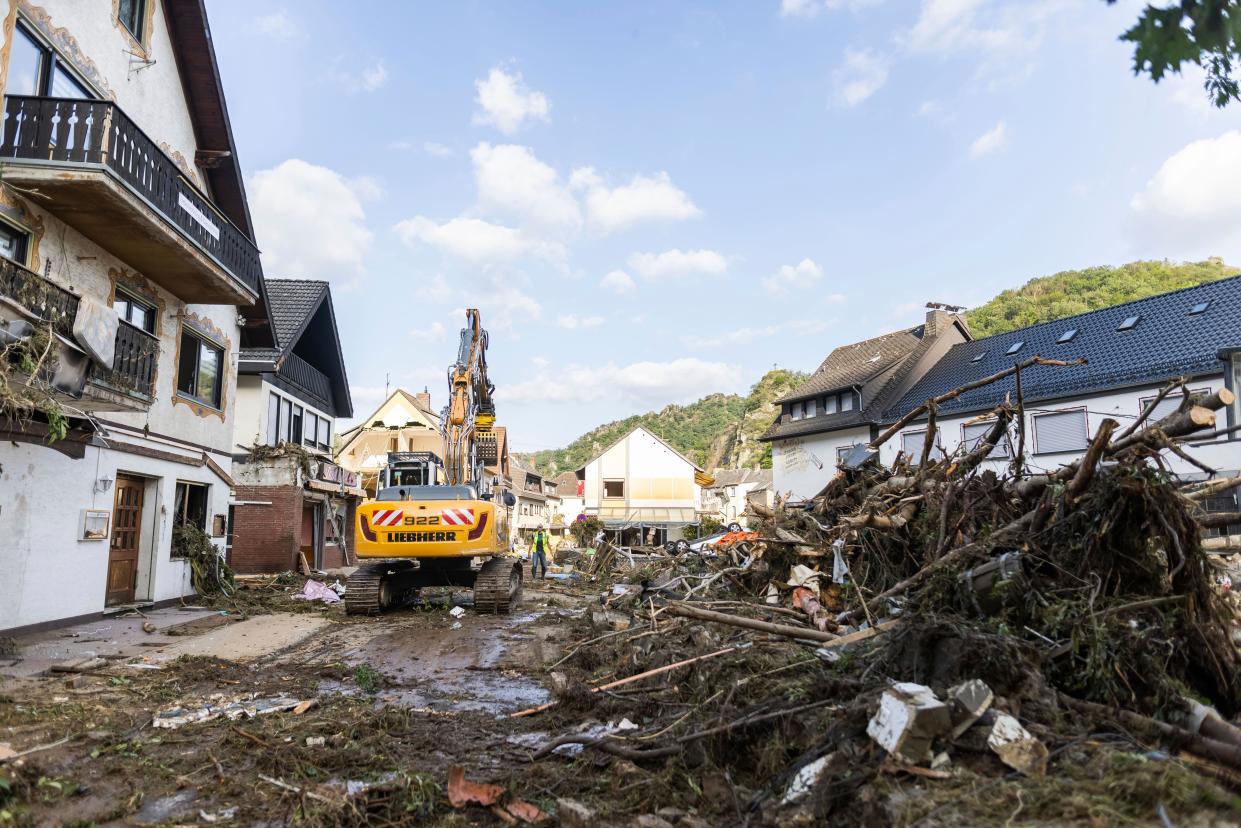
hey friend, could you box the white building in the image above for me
[578,426,710,545]
[335,388,443,496]
[550,471,585,535]
[765,281,1241,507]
[0,0,264,631]
[762,309,971,501]
[700,469,772,527]
[511,458,553,539]
[875,278,1241,487]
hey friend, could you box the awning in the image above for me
[596,506,698,527]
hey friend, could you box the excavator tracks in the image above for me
[345,561,416,616]
[473,557,522,614]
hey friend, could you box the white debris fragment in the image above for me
[867,682,951,764]
[781,755,830,805]
[987,712,1048,777]
[449,605,466,618]
[305,736,325,748]
[947,679,994,738]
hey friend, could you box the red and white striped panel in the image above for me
[440,508,475,526]
[370,509,404,527]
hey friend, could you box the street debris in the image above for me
[294,578,343,604]
[152,693,309,729]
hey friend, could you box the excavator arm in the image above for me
[443,309,497,489]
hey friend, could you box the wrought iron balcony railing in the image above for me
[91,320,158,399]
[0,255,79,338]
[278,352,333,411]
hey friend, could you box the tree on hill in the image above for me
[964,259,1238,338]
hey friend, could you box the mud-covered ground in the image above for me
[0,580,650,826]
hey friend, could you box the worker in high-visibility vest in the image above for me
[530,524,549,580]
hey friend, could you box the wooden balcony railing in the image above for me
[90,320,158,399]
[0,255,79,338]
[0,95,262,295]
[278,352,333,410]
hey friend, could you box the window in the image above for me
[118,0,146,41]
[1118,315,1140,331]
[280,397,292,442]
[823,394,838,415]
[1006,341,1024,355]
[114,288,155,334]
[290,404,303,448]
[840,391,857,412]
[388,436,398,452]
[805,398,818,417]
[1057,329,1077,344]
[1189,301,1211,316]
[266,393,280,445]
[971,351,986,363]
[1033,409,1089,454]
[176,329,223,408]
[900,430,944,462]
[790,402,804,420]
[0,221,29,265]
[304,412,318,447]
[9,22,92,98]
[962,421,1010,458]
[603,480,625,498]
[836,444,862,462]
[173,481,208,530]
[318,418,330,450]
[1138,389,1210,423]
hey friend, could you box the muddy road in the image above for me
[0,582,635,826]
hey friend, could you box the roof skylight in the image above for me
[970,352,986,363]
[1189,301,1211,315]
[1005,341,1023,355]
[1057,328,1078,344]
[1118,315,1140,331]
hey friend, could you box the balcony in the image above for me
[277,352,333,412]
[0,256,156,412]
[0,96,260,305]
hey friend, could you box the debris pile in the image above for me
[532,371,1241,824]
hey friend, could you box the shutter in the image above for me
[963,422,1009,458]
[901,431,945,461]
[1035,410,1088,454]
[1140,389,1210,423]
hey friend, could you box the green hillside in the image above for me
[519,369,807,475]
[523,259,1239,476]
[965,258,1238,337]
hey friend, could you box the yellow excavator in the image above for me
[346,309,521,615]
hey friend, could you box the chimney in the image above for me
[416,388,431,411]
[924,308,950,336]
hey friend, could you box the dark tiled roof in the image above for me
[881,276,1241,422]
[778,326,925,404]
[553,471,579,496]
[238,279,326,361]
[706,469,772,487]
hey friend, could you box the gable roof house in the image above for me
[229,279,359,574]
[877,276,1241,489]
[0,0,268,632]
[700,469,773,527]
[335,388,443,495]
[578,426,707,545]
[761,309,971,501]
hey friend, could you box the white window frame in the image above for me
[1137,387,1211,425]
[1032,407,1089,455]
[790,402,804,421]
[901,429,945,462]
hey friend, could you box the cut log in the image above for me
[664,602,839,641]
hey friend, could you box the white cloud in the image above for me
[682,319,828,349]
[762,258,824,295]
[628,249,728,280]
[475,280,542,331]
[250,159,372,287]
[361,61,388,91]
[571,167,701,233]
[600,269,636,295]
[409,321,446,340]
[781,0,881,17]
[903,0,1062,88]
[556,314,605,330]
[907,0,1007,54]
[423,141,453,157]
[968,120,1007,157]
[1130,131,1241,259]
[347,175,383,200]
[394,215,566,267]
[427,274,455,302]
[250,11,303,40]
[473,66,550,135]
[501,357,742,407]
[471,142,582,231]
[833,49,889,107]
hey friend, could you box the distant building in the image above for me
[700,469,772,527]
[761,309,971,501]
[551,471,585,535]
[511,457,552,540]
[229,280,358,573]
[335,389,442,496]
[577,426,711,546]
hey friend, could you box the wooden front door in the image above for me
[106,475,144,606]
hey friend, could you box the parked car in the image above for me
[664,522,743,555]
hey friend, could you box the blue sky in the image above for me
[206,0,1241,452]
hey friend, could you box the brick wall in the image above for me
[230,484,303,573]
